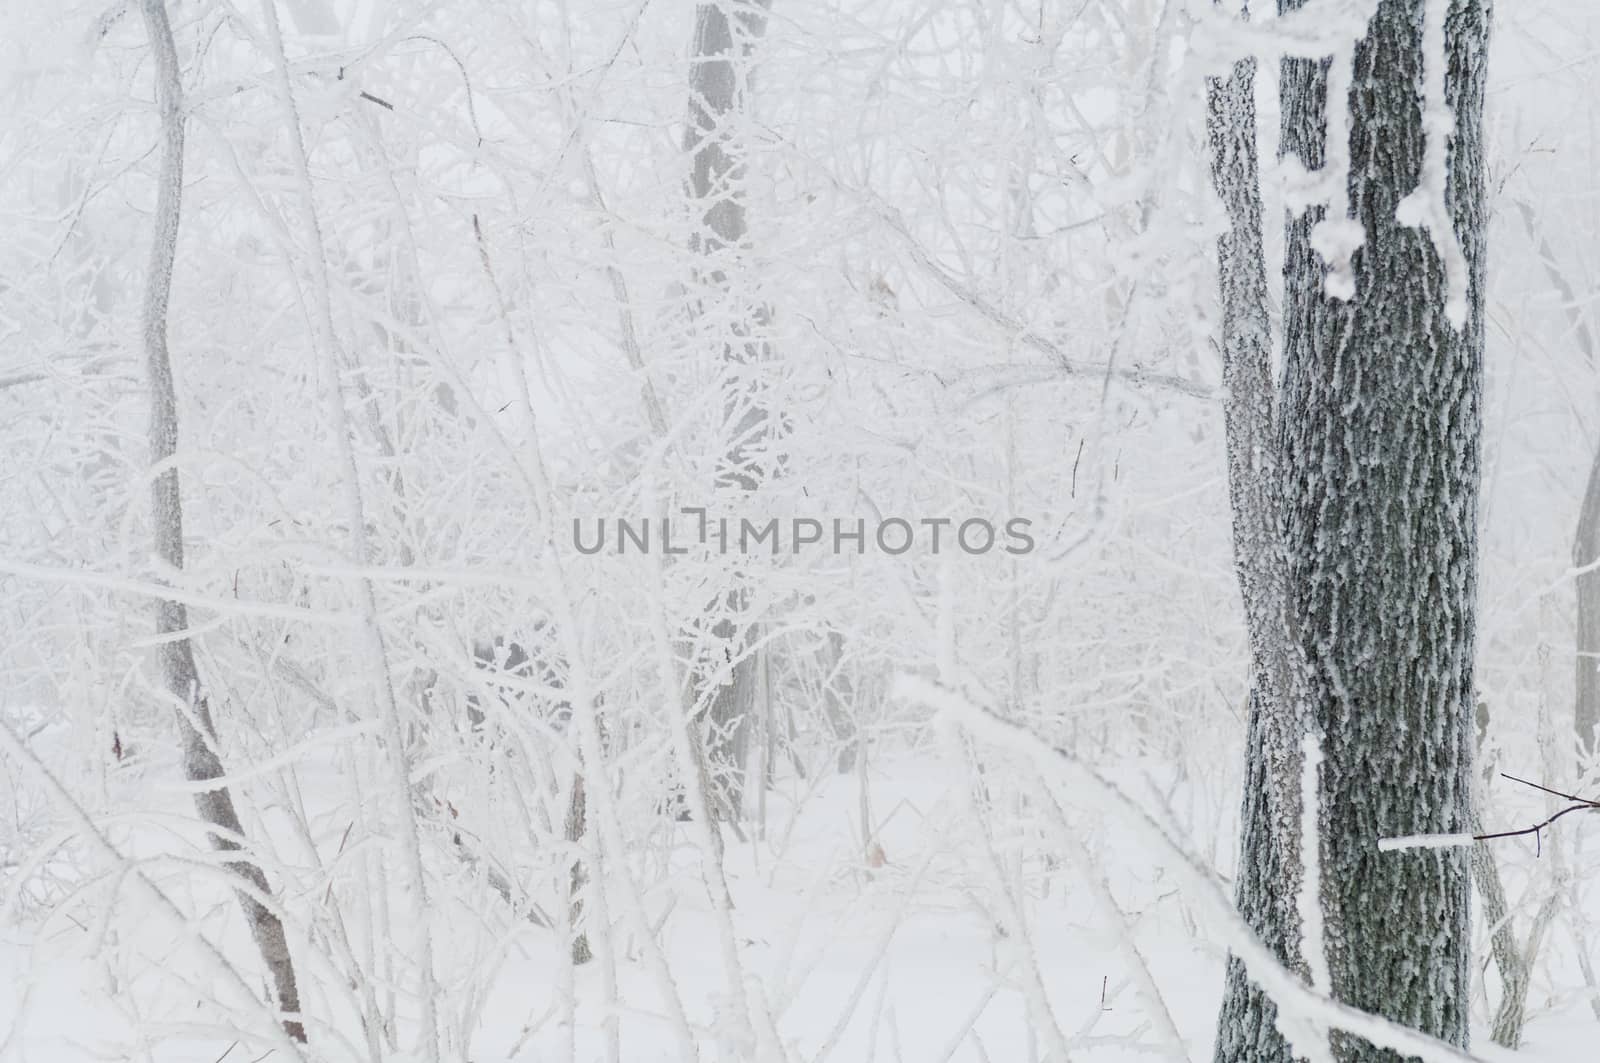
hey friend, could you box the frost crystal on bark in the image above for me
[1212,3,1490,1061]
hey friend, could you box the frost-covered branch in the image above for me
[138,0,307,1041]
[0,718,308,1059]
[254,0,440,1055]
[897,676,1494,1063]
[1379,773,1600,853]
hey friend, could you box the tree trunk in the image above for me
[1507,197,1600,755]
[1467,702,1545,1049]
[684,0,775,820]
[138,0,305,1042]
[564,773,592,965]
[1470,796,1550,1049]
[1571,390,1600,757]
[824,630,859,773]
[1206,46,1307,1063]
[1252,3,1488,1061]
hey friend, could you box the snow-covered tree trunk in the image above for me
[1469,795,1550,1049]
[1218,2,1491,1060]
[1572,433,1600,753]
[1504,197,1600,755]
[683,0,775,819]
[138,0,305,1042]
[564,773,592,965]
[1207,44,1307,1063]
[824,629,859,773]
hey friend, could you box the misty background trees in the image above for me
[1,1,1598,1060]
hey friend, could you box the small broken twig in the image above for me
[1378,773,1600,856]
[1474,773,1600,856]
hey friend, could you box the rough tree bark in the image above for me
[1206,41,1308,1063]
[1213,2,1491,1060]
[138,0,305,1042]
[683,0,776,820]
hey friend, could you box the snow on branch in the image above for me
[1194,1,1380,302]
[0,556,359,626]
[0,717,309,1061]
[894,675,1494,1063]
[1190,0,1382,68]
[1395,0,1471,328]
[1375,833,1477,853]
[1380,773,1600,854]
[1199,1,1475,307]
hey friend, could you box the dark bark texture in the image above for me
[1207,48,1305,1063]
[1213,2,1491,1060]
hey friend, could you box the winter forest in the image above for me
[3,0,1599,1060]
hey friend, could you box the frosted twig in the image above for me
[1381,773,1600,855]
[939,720,1076,1063]
[1036,788,1189,1061]
[255,0,440,1055]
[0,719,307,1061]
[806,828,944,1063]
[897,676,1494,1063]
[1470,789,1600,854]
[0,557,357,626]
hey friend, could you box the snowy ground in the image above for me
[2,748,1591,1062]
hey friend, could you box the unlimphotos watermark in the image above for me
[572,508,1034,556]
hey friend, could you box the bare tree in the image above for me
[1573,453,1600,751]
[138,0,305,1042]
[1466,704,1556,1049]
[683,0,776,819]
[1507,199,1600,755]
[468,635,592,965]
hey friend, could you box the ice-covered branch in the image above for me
[895,676,1493,1063]
[0,717,308,1060]
[255,0,440,1055]
[1190,0,1382,68]
[1380,773,1600,853]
